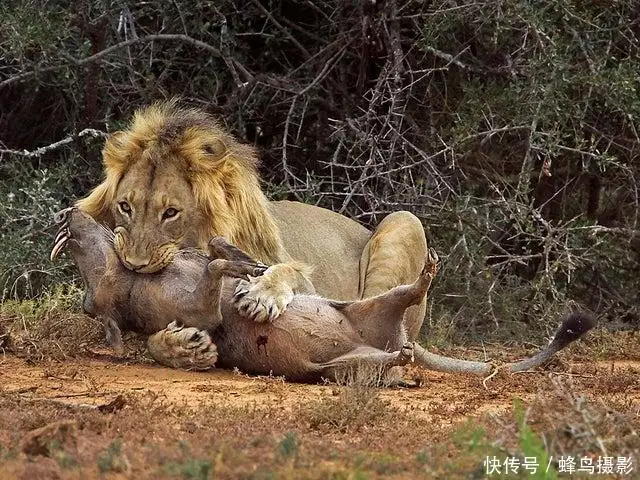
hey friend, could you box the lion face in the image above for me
[112,158,210,273]
[76,101,283,271]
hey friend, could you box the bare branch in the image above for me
[0,34,253,90]
[0,129,108,159]
[250,0,311,58]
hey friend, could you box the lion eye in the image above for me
[118,201,131,214]
[162,207,179,220]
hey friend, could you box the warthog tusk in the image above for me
[50,230,70,261]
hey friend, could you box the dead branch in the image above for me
[0,129,108,158]
[0,34,253,90]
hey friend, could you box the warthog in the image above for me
[51,207,595,383]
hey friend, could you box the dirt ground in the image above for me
[1,339,639,479]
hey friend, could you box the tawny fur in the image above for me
[76,99,284,265]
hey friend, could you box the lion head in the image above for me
[76,100,283,273]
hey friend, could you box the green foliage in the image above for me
[1,3,70,58]
[418,0,640,333]
[452,421,489,454]
[164,458,213,480]
[0,444,17,464]
[514,399,558,480]
[277,431,298,459]
[415,450,429,465]
[97,438,129,473]
[0,164,82,300]
[0,0,637,334]
[48,439,77,469]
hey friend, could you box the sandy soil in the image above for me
[0,351,638,479]
[1,354,518,419]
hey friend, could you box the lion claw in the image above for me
[233,284,249,300]
[147,322,218,371]
[233,271,294,323]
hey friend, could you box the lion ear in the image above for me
[201,138,228,165]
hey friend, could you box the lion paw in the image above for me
[233,268,294,323]
[147,321,218,371]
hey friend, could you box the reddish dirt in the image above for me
[1,354,518,419]
[1,351,639,479]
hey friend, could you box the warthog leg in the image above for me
[330,251,439,350]
[147,251,267,371]
[208,236,269,268]
[318,343,416,385]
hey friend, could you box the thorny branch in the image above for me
[0,34,253,90]
[1,0,638,327]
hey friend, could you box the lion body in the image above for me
[269,200,371,300]
[76,101,429,336]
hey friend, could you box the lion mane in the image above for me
[75,100,286,265]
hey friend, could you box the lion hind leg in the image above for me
[359,211,429,340]
[147,322,218,371]
[336,249,438,325]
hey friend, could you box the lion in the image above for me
[52,207,596,383]
[75,100,428,338]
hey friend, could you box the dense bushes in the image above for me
[1,1,638,335]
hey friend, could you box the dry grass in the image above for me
[1,365,638,479]
[0,292,638,478]
[475,375,640,478]
[0,285,102,360]
[301,385,392,434]
[0,286,156,362]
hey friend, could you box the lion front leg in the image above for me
[147,321,218,371]
[233,261,314,322]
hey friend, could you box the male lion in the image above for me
[76,100,428,337]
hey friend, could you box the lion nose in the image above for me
[123,255,150,271]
